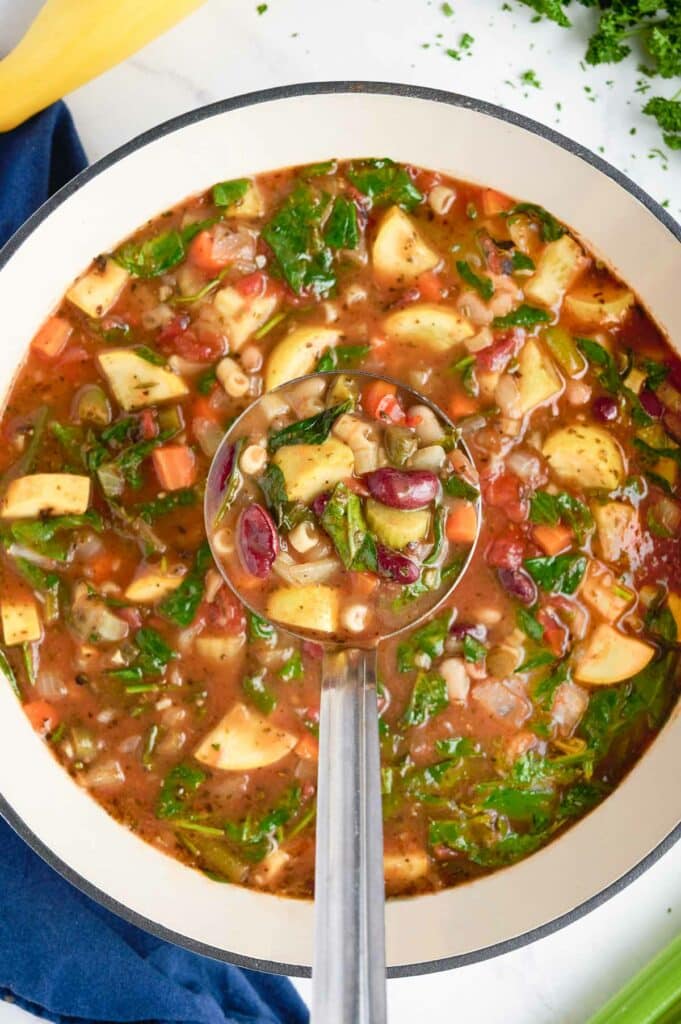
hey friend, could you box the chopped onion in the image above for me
[35,669,67,700]
[654,497,681,535]
[71,725,98,763]
[7,543,57,570]
[193,417,224,457]
[71,586,129,643]
[83,759,125,789]
[506,448,544,485]
[118,735,141,755]
[495,374,521,419]
[273,555,340,585]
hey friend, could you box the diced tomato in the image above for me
[481,188,513,217]
[445,501,478,544]
[118,606,142,630]
[476,330,522,373]
[483,471,527,523]
[416,270,446,302]
[203,587,246,635]
[302,641,324,661]
[157,316,223,362]
[24,700,59,736]
[234,270,268,298]
[533,523,573,556]
[152,445,197,491]
[448,391,479,420]
[31,316,73,360]
[295,733,319,762]
[363,380,405,423]
[139,408,158,441]
[485,527,526,570]
[537,607,569,657]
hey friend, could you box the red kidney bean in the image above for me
[376,545,421,584]
[237,504,279,578]
[217,444,237,491]
[476,329,522,373]
[592,395,618,422]
[640,387,663,418]
[449,621,486,642]
[364,468,440,509]
[311,491,331,518]
[497,567,537,606]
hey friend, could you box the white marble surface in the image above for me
[1,1,680,1021]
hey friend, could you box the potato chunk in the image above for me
[524,235,588,308]
[66,258,129,317]
[267,584,339,634]
[1,592,41,646]
[98,350,188,411]
[213,286,279,351]
[564,284,635,327]
[273,438,354,503]
[580,560,634,624]
[383,303,474,352]
[543,425,625,490]
[384,847,430,890]
[372,206,439,286]
[194,702,297,771]
[124,569,184,604]
[574,624,654,685]
[0,474,90,519]
[516,339,562,414]
[593,501,639,563]
[195,635,246,663]
[265,326,341,391]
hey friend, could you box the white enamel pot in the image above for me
[0,83,680,978]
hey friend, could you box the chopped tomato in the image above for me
[203,587,246,635]
[152,445,197,491]
[533,523,573,556]
[481,189,513,217]
[446,501,478,544]
[485,527,526,570]
[157,316,223,362]
[31,316,73,360]
[416,270,446,302]
[363,380,405,423]
[476,330,521,373]
[483,471,527,523]
[234,270,268,298]
[139,408,158,441]
[24,700,59,736]
[448,391,479,420]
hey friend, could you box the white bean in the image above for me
[428,185,456,215]
[341,603,370,634]
[440,658,470,703]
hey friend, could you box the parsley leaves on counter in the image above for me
[346,158,423,210]
[262,185,335,296]
[644,95,681,150]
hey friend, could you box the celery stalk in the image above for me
[586,932,681,1024]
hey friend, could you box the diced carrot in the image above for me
[188,230,231,274]
[448,391,479,419]
[24,700,59,736]
[416,270,446,302]
[363,379,405,422]
[481,188,513,217]
[31,316,73,360]
[152,445,197,491]
[533,524,573,556]
[192,394,222,423]
[351,571,379,598]
[295,733,319,762]
[446,501,478,544]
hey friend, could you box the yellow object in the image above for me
[574,624,654,686]
[0,0,207,132]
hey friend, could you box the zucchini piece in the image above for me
[273,438,354,503]
[592,501,638,563]
[66,258,129,318]
[383,302,474,352]
[573,624,654,685]
[195,634,246,663]
[524,235,588,308]
[124,568,185,604]
[384,847,429,890]
[516,339,562,414]
[365,498,430,549]
[227,182,265,219]
[265,326,341,391]
[267,584,339,634]
[98,349,188,411]
[1,592,41,645]
[0,473,90,519]
[543,425,625,491]
[564,284,635,327]
[372,206,439,286]
[579,560,634,624]
[668,593,681,637]
[637,424,678,489]
[213,285,279,351]
[194,701,297,771]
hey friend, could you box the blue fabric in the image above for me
[0,103,309,1024]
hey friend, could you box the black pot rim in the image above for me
[1,80,679,980]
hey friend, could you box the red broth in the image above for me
[1,160,679,897]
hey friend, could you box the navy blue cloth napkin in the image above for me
[0,102,309,1024]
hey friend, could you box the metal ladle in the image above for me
[204,372,480,1024]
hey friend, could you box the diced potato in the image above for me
[668,593,681,637]
[543,425,625,491]
[253,847,291,889]
[477,370,500,402]
[273,438,354,503]
[580,560,634,624]
[382,303,475,352]
[384,847,429,889]
[194,702,297,771]
[66,258,129,317]
[124,569,184,604]
[227,181,265,219]
[195,635,246,663]
[624,367,646,395]
[524,235,588,309]
[365,498,430,549]
[1,592,41,645]
[516,339,562,414]
[574,624,654,685]
[372,206,440,286]
[593,501,639,563]
[213,286,279,351]
[0,474,90,519]
[267,584,339,634]
[98,350,188,411]
[265,326,341,391]
[564,284,635,327]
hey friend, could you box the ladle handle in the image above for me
[312,647,387,1024]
